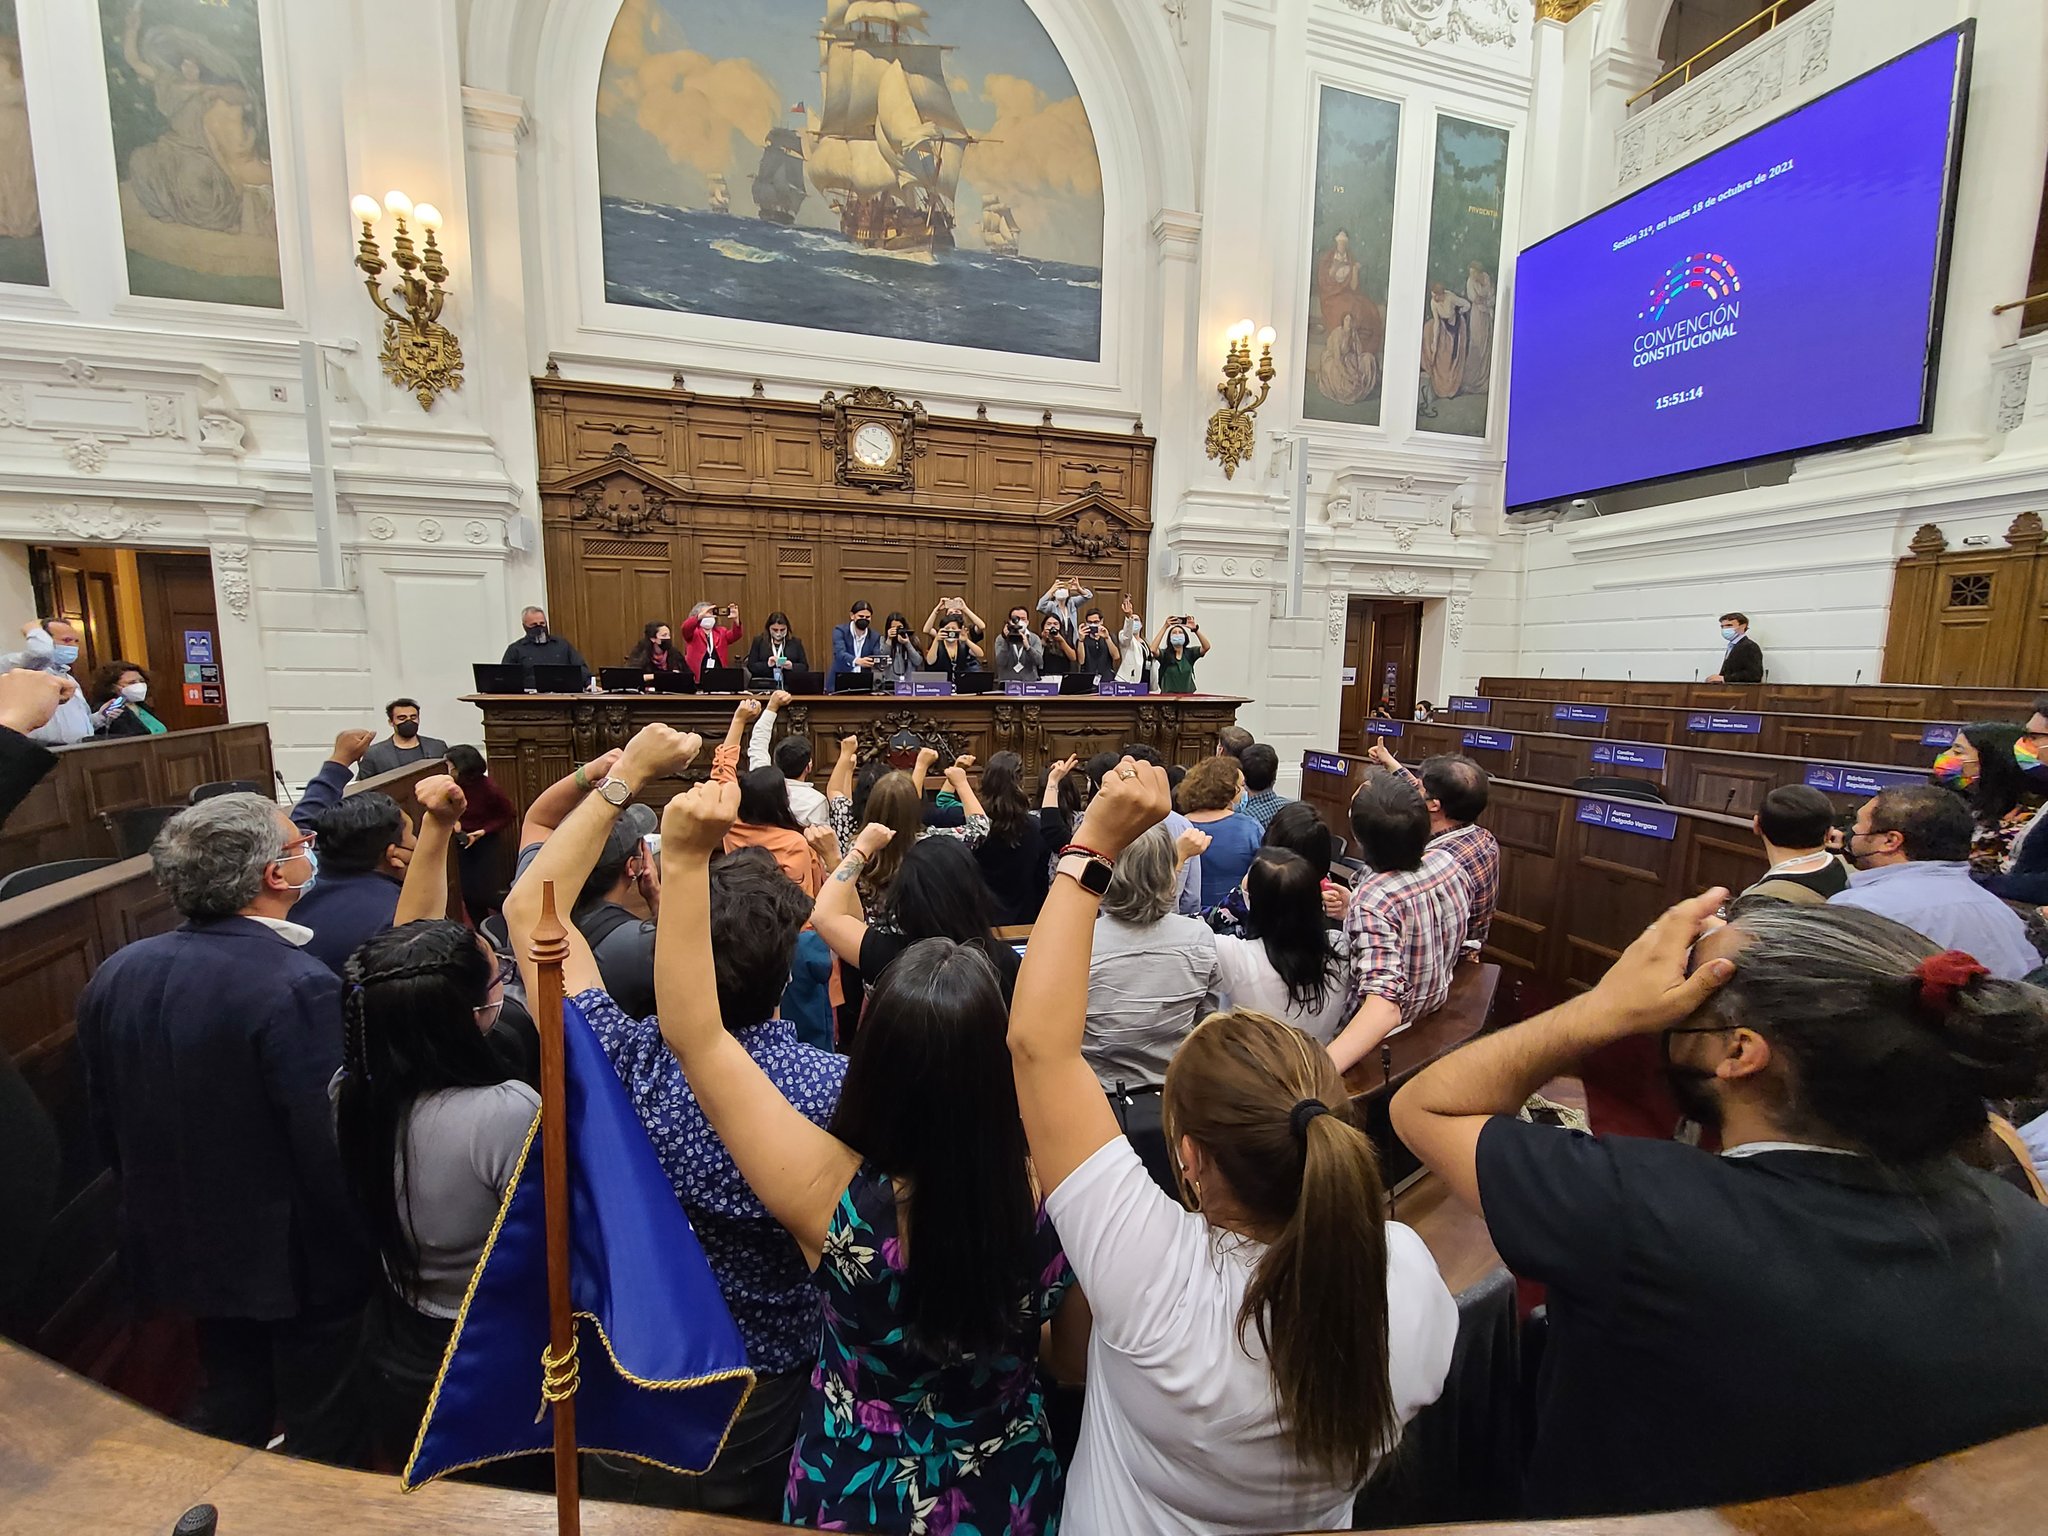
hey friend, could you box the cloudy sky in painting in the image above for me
[597,0,1104,267]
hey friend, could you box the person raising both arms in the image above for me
[1007,757,1457,1534]
[924,612,985,681]
[922,594,987,647]
[682,601,743,681]
[1153,613,1215,695]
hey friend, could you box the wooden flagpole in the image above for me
[530,880,582,1536]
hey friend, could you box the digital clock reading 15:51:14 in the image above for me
[1655,386,1705,410]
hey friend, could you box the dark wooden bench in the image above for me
[1479,674,2039,721]
[1345,962,1500,1188]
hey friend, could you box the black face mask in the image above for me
[525,623,547,642]
[853,616,870,631]
[394,721,419,740]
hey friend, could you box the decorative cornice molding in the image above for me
[1338,0,1524,48]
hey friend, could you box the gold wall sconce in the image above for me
[350,190,464,411]
[1205,319,1275,480]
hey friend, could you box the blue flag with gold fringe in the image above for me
[402,996,755,1488]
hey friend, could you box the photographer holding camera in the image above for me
[994,605,1046,680]
[921,595,988,648]
[924,610,986,681]
[1074,604,1121,684]
[1153,612,1213,695]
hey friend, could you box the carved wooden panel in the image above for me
[534,378,1153,674]
[1883,514,2048,686]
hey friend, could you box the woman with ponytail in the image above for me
[1394,893,2048,1518]
[334,918,534,1465]
[1008,757,1457,1535]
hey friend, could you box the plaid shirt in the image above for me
[1343,843,1471,1026]
[1240,788,1289,828]
[1394,765,1501,948]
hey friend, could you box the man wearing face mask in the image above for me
[289,727,420,977]
[1,618,94,745]
[500,605,590,689]
[76,792,369,1462]
[356,697,448,780]
[1828,783,2038,980]
[829,598,882,692]
[1705,611,1763,684]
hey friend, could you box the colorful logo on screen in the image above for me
[1638,252,1742,321]
[1633,252,1742,368]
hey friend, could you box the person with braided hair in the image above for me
[1007,757,1457,1535]
[1394,894,2048,1518]
[332,917,533,1468]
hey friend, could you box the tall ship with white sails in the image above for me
[807,0,973,254]
[980,194,1021,257]
[707,172,731,215]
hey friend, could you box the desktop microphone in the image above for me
[1692,668,1699,683]
[273,769,291,804]
[1724,789,1738,813]
[1854,669,1862,685]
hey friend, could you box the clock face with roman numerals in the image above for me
[852,421,899,468]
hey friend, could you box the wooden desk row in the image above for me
[467,691,1247,820]
[0,723,275,879]
[1478,675,2041,722]
[1389,719,1923,821]
[1300,750,1764,1002]
[6,1336,2047,1536]
[0,758,449,1384]
[1442,694,1950,768]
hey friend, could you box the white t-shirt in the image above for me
[1212,931,1353,1044]
[1045,1136,1457,1536]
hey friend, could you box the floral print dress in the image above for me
[785,1165,1074,1535]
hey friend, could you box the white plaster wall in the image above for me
[0,541,34,623]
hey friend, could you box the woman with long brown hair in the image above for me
[1008,758,1456,1534]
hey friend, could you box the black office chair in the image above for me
[188,779,263,804]
[0,857,114,902]
[102,803,183,858]
[1570,774,1669,806]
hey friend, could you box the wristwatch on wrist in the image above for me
[1056,850,1114,897]
[597,776,633,809]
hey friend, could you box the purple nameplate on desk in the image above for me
[1553,704,1609,723]
[1363,719,1404,738]
[1303,751,1350,776]
[1576,799,1678,841]
[1590,742,1666,770]
[896,678,955,698]
[1921,723,1959,748]
[1449,696,1491,714]
[1096,678,1149,697]
[1002,680,1061,698]
[1803,763,1928,796]
[1462,729,1514,752]
[1685,712,1762,735]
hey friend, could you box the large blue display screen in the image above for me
[1505,27,1970,510]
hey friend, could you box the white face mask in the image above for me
[701,615,717,631]
[120,681,148,704]
[1053,587,1068,601]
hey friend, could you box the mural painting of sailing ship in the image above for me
[595,0,1103,359]
[751,126,805,224]
[980,194,1021,257]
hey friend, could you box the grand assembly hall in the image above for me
[2,1,2047,1533]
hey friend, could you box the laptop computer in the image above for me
[833,670,878,694]
[472,663,525,694]
[1058,672,1097,695]
[781,669,827,696]
[599,667,652,693]
[699,665,749,694]
[530,665,586,694]
[650,670,696,694]
[955,671,996,696]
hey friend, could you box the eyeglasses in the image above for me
[279,831,316,855]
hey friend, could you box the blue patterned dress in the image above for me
[784,1166,1074,1535]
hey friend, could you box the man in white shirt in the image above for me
[0,619,93,745]
[748,690,829,827]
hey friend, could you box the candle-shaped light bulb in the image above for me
[384,189,414,219]
[350,194,381,224]
[1256,325,1277,347]
[1236,317,1254,339]
[413,203,443,232]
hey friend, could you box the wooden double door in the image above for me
[1340,597,1423,752]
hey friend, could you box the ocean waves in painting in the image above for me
[601,197,1102,362]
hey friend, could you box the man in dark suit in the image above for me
[355,697,448,780]
[77,792,370,1462]
[828,597,883,692]
[1709,611,1764,684]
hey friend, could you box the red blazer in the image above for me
[683,621,742,677]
